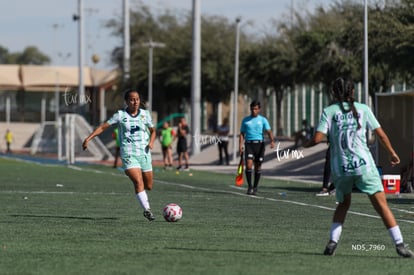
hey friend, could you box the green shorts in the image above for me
[333,174,384,203]
[122,154,153,172]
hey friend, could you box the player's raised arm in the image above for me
[82,122,111,150]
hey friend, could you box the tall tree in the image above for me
[0,45,50,65]
[17,46,50,65]
[0,46,10,63]
[242,35,296,135]
[384,0,414,88]
[106,3,250,119]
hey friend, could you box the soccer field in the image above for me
[1,157,414,275]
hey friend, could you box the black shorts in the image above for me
[162,145,172,153]
[244,142,265,162]
[177,138,188,154]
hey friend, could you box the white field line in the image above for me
[0,190,128,195]
[228,186,414,224]
[2,164,414,224]
[390,207,414,214]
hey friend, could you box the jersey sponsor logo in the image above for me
[342,157,367,172]
[333,112,360,122]
[130,125,141,135]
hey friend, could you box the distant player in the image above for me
[159,121,175,169]
[176,117,190,171]
[305,77,413,257]
[83,89,157,221]
[4,129,13,154]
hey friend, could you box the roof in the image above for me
[0,64,21,89]
[0,64,119,92]
[375,90,414,97]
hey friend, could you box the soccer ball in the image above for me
[163,203,182,222]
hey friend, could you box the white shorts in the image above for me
[122,154,152,172]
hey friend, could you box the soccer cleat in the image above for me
[316,190,329,197]
[396,243,414,258]
[247,188,253,195]
[143,209,155,221]
[324,240,338,256]
[252,188,258,195]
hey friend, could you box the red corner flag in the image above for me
[235,157,244,186]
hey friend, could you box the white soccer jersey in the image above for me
[107,108,154,157]
[317,102,380,178]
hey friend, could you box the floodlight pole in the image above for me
[77,0,85,108]
[142,40,166,112]
[191,0,201,155]
[52,23,63,122]
[363,0,369,104]
[123,0,130,82]
[232,17,241,162]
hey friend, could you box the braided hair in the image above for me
[332,77,361,129]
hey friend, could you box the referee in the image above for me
[239,101,275,195]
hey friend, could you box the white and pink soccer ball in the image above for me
[163,203,183,222]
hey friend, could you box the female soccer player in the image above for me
[306,77,413,257]
[82,89,157,221]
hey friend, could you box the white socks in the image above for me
[136,191,150,210]
[330,222,343,243]
[388,225,403,245]
[329,223,403,245]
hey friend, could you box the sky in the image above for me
[0,0,332,70]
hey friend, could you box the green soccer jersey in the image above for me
[316,102,380,178]
[160,127,173,147]
[107,108,154,157]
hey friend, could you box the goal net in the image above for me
[30,113,113,164]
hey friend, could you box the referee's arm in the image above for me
[266,129,275,149]
[239,132,245,155]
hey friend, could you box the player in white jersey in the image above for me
[82,89,157,221]
[306,77,413,257]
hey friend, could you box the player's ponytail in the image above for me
[332,78,361,129]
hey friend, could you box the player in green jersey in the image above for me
[159,121,175,169]
[306,77,413,257]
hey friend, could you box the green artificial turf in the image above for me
[1,157,414,275]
